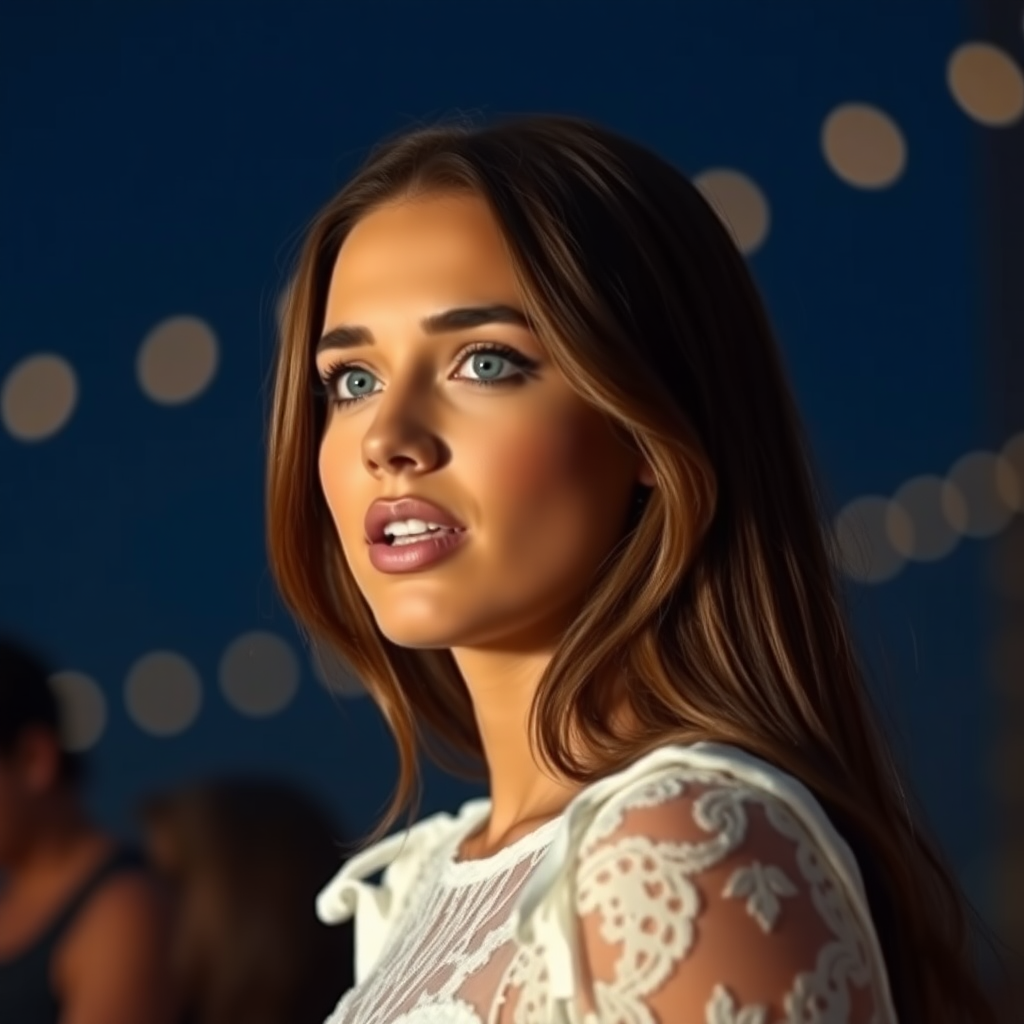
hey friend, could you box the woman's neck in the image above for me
[452,644,582,854]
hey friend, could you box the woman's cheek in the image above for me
[318,432,365,552]
[475,413,588,508]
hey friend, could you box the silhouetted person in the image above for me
[141,778,355,1024]
[0,636,175,1024]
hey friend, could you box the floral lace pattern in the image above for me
[319,744,897,1024]
[561,775,889,1024]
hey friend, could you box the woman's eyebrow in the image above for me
[316,304,531,355]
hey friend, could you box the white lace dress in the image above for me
[317,742,899,1024]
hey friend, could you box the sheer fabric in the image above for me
[318,743,898,1024]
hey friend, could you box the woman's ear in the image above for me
[637,460,656,487]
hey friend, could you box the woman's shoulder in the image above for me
[567,740,857,854]
[575,739,834,810]
[517,740,872,928]
[511,741,899,1022]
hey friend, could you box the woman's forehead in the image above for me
[329,195,516,305]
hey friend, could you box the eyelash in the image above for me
[316,342,539,409]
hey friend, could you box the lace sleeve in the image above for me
[568,773,895,1024]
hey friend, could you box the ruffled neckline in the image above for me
[438,804,564,887]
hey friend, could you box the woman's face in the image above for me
[316,192,651,651]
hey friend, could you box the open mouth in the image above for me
[368,519,469,573]
[365,497,467,552]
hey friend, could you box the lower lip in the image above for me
[367,530,468,574]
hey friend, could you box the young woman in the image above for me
[266,115,995,1023]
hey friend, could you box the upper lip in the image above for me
[364,496,467,544]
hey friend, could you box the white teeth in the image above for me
[383,518,453,540]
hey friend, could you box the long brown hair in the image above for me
[266,114,995,1022]
[140,780,354,1024]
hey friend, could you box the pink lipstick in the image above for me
[363,496,468,574]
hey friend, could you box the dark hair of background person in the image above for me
[265,114,998,1023]
[139,779,353,1024]
[0,638,84,787]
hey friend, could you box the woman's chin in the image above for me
[373,614,462,651]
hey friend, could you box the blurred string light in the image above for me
[822,103,907,189]
[947,41,1024,127]
[50,671,107,752]
[46,631,358,751]
[0,353,78,441]
[834,434,1024,584]
[8,33,1023,745]
[219,630,301,717]
[695,169,772,254]
[136,315,219,405]
[124,650,204,737]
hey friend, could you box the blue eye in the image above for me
[320,365,382,407]
[459,351,516,381]
[339,368,379,398]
